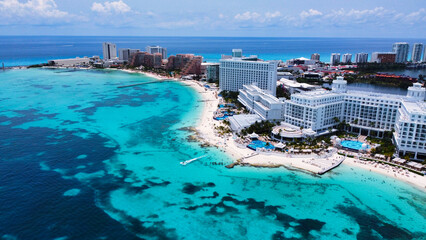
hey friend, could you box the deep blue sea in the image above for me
[1,36,426,67]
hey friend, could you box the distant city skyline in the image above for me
[0,0,425,37]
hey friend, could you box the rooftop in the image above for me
[298,89,342,98]
[279,78,317,89]
[402,100,426,114]
[201,62,219,66]
[220,58,273,64]
[346,90,404,101]
[228,114,261,131]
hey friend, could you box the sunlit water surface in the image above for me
[0,69,425,240]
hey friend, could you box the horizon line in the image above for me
[0,35,426,40]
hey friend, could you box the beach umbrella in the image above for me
[248,132,259,139]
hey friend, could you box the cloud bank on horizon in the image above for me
[0,0,425,37]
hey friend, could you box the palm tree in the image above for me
[333,117,340,123]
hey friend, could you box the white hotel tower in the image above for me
[411,43,423,63]
[238,77,426,159]
[392,42,409,63]
[102,42,117,60]
[394,83,426,159]
[219,50,278,96]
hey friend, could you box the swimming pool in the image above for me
[341,140,369,151]
[214,116,228,120]
[213,111,234,120]
[247,140,275,150]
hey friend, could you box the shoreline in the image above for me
[184,78,426,191]
[9,66,426,190]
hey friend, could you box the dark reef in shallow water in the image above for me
[336,205,414,240]
[182,195,326,239]
[182,182,216,195]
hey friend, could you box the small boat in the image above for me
[180,155,207,166]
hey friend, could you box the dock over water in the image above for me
[318,157,345,175]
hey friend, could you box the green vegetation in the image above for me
[215,125,231,135]
[222,119,230,126]
[240,120,276,136]
[369,131,396,157]
[219,90,243,107]
[296,77,324,85]
[208,78,219,87]
[276,86,290,99]
[28,63,48,68]
[354,63,407,72]
[341,73,413,89]
[333,118,350,132]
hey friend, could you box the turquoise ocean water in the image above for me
[2,36,426,67]
[0,68,425,239]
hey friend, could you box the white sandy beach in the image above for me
[186,80,426,190]
[120,69,165,80]
[343,157,426,189]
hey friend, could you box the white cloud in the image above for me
[265,11,281,19]
[324,7,391,22]
[235,11,260,21]
[294,7,426,27]
[0,0,69,18]
[146,11,156,17]
[234,11,281,23]
[300,9,322,19]
[91,0,131,14]
[226,7,426,34]
[400,8,426,24]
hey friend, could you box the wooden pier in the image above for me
[317,158,345,175]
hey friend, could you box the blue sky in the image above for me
[0,0,425,37]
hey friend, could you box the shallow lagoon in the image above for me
[0,69,425,240]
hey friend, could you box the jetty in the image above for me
[117,79,175,88]
[318,157,345,175]
[226,153,258,168]
[180,155,207,166]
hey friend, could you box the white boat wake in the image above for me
[180,155,207,166]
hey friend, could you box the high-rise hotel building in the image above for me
[311,53,320,61]
[371,52,396,63]
[411,43,423,63]
[119,48,140,61]
[219,50,278,96]
[145,46,167,59]
[330,53,341,65]
[392,42,409,63]
[355,53,368,63]
[102,42,117,60]
[238,77,426,159]
[394,84,426,159]
[342,53,352,64]
[424,47,426,62]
